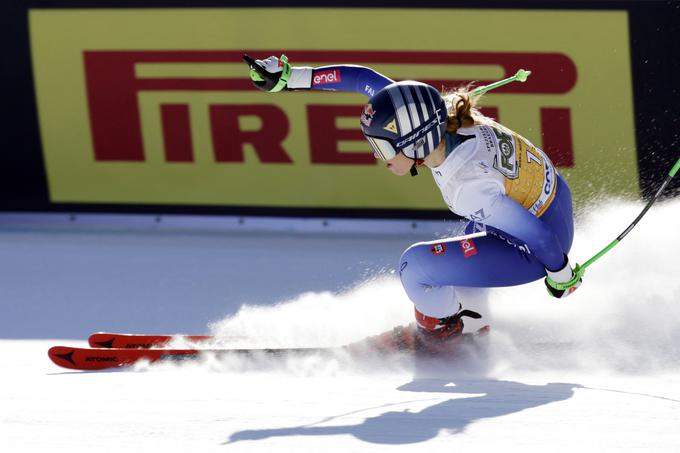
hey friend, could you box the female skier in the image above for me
[244,54,582,352]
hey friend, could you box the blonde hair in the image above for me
[442,85,494,134]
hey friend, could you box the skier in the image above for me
[244,54,582,352]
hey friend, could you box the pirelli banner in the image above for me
[29,8,638,212]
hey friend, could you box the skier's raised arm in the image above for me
[243,54,393,97]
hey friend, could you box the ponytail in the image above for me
[443,85,492,134]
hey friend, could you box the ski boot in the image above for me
[350,305,484,355]
[412,305,483,354]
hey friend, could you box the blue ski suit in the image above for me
[307,64,574,319]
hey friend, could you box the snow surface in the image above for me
[1,199,680,452]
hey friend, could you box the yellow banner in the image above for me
[30,8,637,210]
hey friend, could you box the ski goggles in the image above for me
[365,135,399,161]
[364,134,431,161]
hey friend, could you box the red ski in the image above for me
[88,332,212,349]
[51,325,490,371]
[48,345,332,371]
[90,326,489,350]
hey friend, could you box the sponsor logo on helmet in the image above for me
[312,69,341,86]
[459,239,477,258]
[395,112,441,148]
[361,104,376,127]
[383,119,398,134]
[431,243,446,255]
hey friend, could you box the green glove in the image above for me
[242,54,291,93]
[544,256,583,299]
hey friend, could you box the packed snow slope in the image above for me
[1,198,679,452]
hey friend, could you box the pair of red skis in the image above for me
[48,332,334,371]
[49,326,490,371]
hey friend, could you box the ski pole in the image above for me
[548,156,680,290]
[471,69,531,97]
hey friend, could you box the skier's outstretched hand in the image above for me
[243,54,313,92]
[544,256,582,299]
[243,54,292,92]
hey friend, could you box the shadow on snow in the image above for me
[226,377,581,445]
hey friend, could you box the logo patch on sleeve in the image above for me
[312,69,341,85]
[459,239,478,258]
[431,243,446,255]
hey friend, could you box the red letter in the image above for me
[83,51,249,162]
[210,105,292,163]
[84,52,145,161]
[307,105,375,165]
[161,104,194,162]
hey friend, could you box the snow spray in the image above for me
[206,198,679,376]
